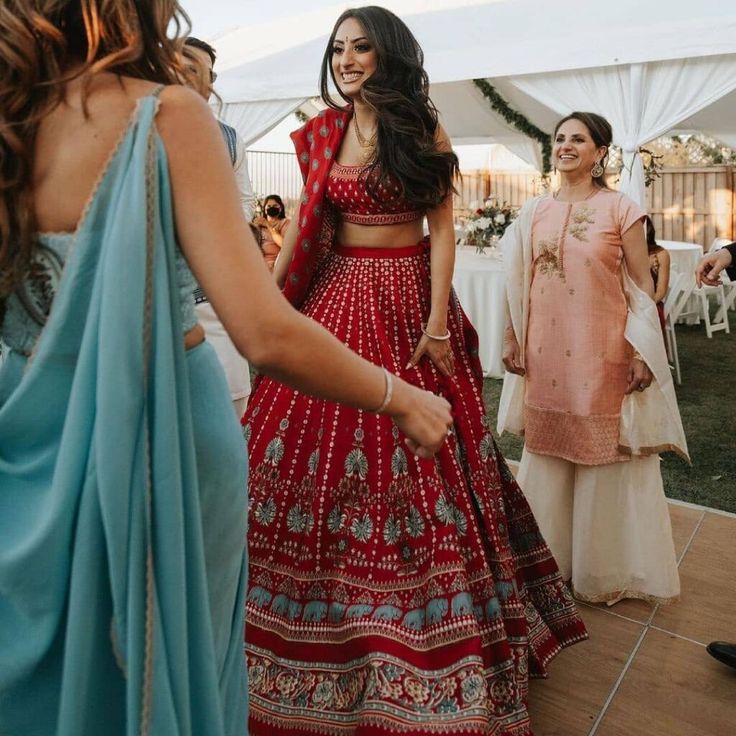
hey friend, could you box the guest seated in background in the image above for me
[645,215,670,335]
[253,194,290,272]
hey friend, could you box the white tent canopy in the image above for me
[214,0,736,205]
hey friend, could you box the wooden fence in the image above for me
[247,151,736,246]
[457,167,736,246]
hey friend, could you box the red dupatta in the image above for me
[283,107,351,307]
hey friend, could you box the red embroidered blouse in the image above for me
[325,162,423,226]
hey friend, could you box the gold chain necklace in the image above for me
[553,185,599,202]
[353,116,376,148]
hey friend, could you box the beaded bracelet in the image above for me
[372,367,394,414]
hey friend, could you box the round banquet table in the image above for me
[659,240,703,278]
[452,246,506,378]
[659,240,704,324]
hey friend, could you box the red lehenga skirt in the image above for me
[242,242,587,736]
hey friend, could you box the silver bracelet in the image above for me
[373,367,394,414]
[421,323,451,341]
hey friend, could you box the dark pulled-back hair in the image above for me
[318,5,459,210]
[644,215,659,252]
[184,36,216,65]
[554,111,613,189]
[0,0,190,323]
[263,194,286,219]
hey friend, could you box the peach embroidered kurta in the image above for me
[524,190,645,465]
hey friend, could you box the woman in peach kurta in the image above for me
[524,190,644,465]
[500,112,688,606]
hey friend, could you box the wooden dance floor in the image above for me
[526,499,736,735]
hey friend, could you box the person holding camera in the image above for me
[254,194,290,272]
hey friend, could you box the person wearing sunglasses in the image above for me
[253,194,290,272]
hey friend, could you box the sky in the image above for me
[180,0,338,39]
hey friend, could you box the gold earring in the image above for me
[591,161,604,178]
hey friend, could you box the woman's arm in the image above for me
[157,87,452,455]
[620,218,654,393]
[407,126,456,377]
[273,211,299,287]
[653,248,670,303]
[622,220,656,300]
[502,302,524,375]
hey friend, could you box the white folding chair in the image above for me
[692,281,730,337]
[711,241,736,321]
[663,271,686,384]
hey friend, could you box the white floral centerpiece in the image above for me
[463,198,518,253]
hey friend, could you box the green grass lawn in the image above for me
[483,323,736,513]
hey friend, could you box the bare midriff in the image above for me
[335,219,424,249]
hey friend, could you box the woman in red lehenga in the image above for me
[242,7,587,734]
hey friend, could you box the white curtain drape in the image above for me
[508,55,736,206]
[217,98,307,148]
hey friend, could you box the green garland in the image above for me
[473,79,552,173]
[294,108,309,124]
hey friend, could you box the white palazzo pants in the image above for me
[518,449,680,605]
[196,301,250,417]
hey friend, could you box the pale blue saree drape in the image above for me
[0,94,248,735]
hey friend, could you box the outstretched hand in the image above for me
[696,249,733,287]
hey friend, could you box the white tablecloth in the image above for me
[659,240,703,278]
[452,246,506,378]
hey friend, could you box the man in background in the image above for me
[183,36,256,416]
[695,240,736,672]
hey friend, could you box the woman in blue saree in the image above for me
[0,3,453,735]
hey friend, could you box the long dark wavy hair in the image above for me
[553,111,613,189]
[0,0,190,323]
[318,6,459,210]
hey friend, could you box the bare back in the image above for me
[33,74,162,234]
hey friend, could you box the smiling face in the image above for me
[330,17,378,100]
[553,118,608,178]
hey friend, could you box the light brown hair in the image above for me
[0,0,190,320]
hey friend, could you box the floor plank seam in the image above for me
[677,510,707,566]
[577,600,651,628]
[648,624,708,648]
[586,627,650,735]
